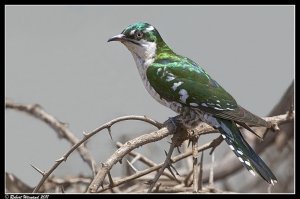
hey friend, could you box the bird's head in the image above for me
[108,22,167,61]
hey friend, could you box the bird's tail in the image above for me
[216,118,277,185]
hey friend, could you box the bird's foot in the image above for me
[164,116,181,134]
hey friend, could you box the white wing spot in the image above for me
[213,107,224,110]
[221,134,226,139]
[237,150,243,155]
[249,170,256,176]
[166,76,175,82]
[229,145,235,150]
[226,108,234,110]
[226,103,230,105]
[179,89,189,103]
[245,161,251,166]
[172,81,183,91]
[201,103,208,107]
[238,157,244,162]
[190,103,198,107]
[216,104,221,107]
[157,68,162,75]
[216,100,220,103]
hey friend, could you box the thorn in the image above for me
[107,172,114,186]
[55,157,66,162]
[60,185,65,193]
[107,127,113,140]
[209,135,223,155]
[82,131,88,136]
[169,163,180,176]
[187,139,192,147]
[164,150,168,156]
[118,159,122,164]
[30,164,45,176]
[176,146,181,153]
[166,166,177,179]
[209,147,215,155]
[272,123,280,132]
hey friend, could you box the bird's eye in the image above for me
[135,30,143,40]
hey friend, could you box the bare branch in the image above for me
[87,121,174,193]
[192,135,199,192]
[147,142,176,192]
[116,142,179,181]
[96,134,233,192]
[5,98,97,175]
[198,152,204,190]
[209,152,215,187]
[30,114,162,193]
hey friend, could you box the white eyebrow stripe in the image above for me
[130,29,135,35]
[145,26,154,32]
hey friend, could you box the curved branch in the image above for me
[87,112,292,193]
[87,123,174,193]
[5,98,97,175]
[29,115,161,193]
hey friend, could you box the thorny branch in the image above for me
[5,82,294,193]
[5,98,97,175]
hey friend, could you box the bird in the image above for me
[108,22,277,185]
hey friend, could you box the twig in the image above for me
[147,142,176,192]
[183,170,193,186]
[209,152,215,187]
[5,172,34,193]
[97,135,227,192]
[126,160,139,173]
[31,115,162,193]
[192,135,199,192]
[116,142,179,181]
[5,98,97,175]
[209,135,223,155]
[87,122,174,193]
[6,99,293,193]
[198,152,204,190]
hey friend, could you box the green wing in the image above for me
[146,57,269,127]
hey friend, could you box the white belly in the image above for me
[131,52,183,113]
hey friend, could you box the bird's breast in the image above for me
[131,52,183,113]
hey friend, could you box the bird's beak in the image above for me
[107,34,125,42]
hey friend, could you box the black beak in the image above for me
[107,34,125,42]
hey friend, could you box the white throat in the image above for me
[123,39,183,113]
[124,39,157,80]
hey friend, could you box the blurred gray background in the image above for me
[5,5,294,192]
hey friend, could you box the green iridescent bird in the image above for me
[108,22,277,185]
